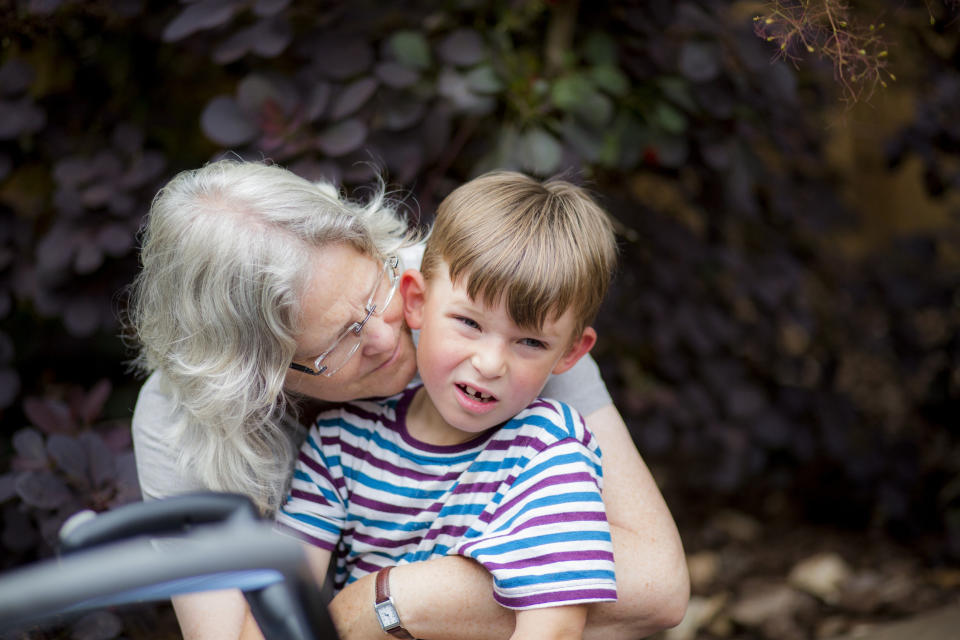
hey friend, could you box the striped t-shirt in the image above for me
[276,385,617,610]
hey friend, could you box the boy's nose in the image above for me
[471,343,506,379]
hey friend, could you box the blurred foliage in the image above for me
[0,2,958,620]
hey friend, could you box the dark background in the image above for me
[0,1,958,638]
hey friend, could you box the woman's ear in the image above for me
[400,268,427,330]
[552,326,597,375]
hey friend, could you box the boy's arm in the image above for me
[512,606,587,640]
[328,402,687,640]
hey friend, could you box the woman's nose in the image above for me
[360,312,398,356]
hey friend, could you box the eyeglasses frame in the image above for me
[289,254,401,378]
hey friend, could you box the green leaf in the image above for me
[389,30,431,70]
[652,101,687,134]
[582,31,617,66]
[550,73,593,111]
[589,65,629,96]
[465,64,503,94]
[519,127,563,176]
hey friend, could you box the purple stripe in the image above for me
[502,510,608,535]
[298,449,343,491]
[484,435,549,452]
[495,588,617,608]
[334,438,463,483]
[423,523,470,540]
[352,557,390,575]
[452,480,503,494]
[275,521,336,551]
[350,494,427,516]
[289,488,331,506]
[493,472,598,520]
[481,549,615,571]
[527,399,555,412]
[457,510,607,556]
[352,531,424,549]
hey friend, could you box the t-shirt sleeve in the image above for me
[541,354,612,418]
[131,371,205,501]
[454,437,617,610]
[275,414,347,551]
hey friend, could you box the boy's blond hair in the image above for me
[421,171,618,338]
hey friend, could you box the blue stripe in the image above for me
[467,530,611,558]
[317,418,481,466]
[493,491,605,533]
[512,452,600,488]
[292,469,340,503]
[284,511,341,536]
[497,569,616,588]
[339,465,450,499]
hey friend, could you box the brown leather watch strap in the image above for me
[374,566,414,639]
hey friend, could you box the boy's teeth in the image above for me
[461,384,493,401]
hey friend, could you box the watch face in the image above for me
[376,601,400,629]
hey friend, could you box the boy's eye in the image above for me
[520,338,547,349]
[455,316,481,330]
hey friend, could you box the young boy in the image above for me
[277,171,619,640]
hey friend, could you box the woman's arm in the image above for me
[328,402,689,640]
[512,606,587,640]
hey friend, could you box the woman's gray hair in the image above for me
[128,159,412,514]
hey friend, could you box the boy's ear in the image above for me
[400,268,427,330]
[552,326,597,375]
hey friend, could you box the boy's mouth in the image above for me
[457,383,496,403]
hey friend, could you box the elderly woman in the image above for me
[128,160,688,640]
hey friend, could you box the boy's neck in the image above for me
[406,386,490,447]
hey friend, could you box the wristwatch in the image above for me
[374,566,414,639]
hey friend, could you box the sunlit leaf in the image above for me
[388,30,431,70]
[437,28,486,66]
[162,0,240,43]
[316,118,367,157]
[437,67,495,114]
[201,96,258,147]
[465,65,503,94]
[590,65,629,96]
[329,77,378,121]
[16,470,71,509]
[652,101,687,134]
[550,73,593,112]
[519,127,562,176]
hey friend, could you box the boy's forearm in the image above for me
[512,606,587,640]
